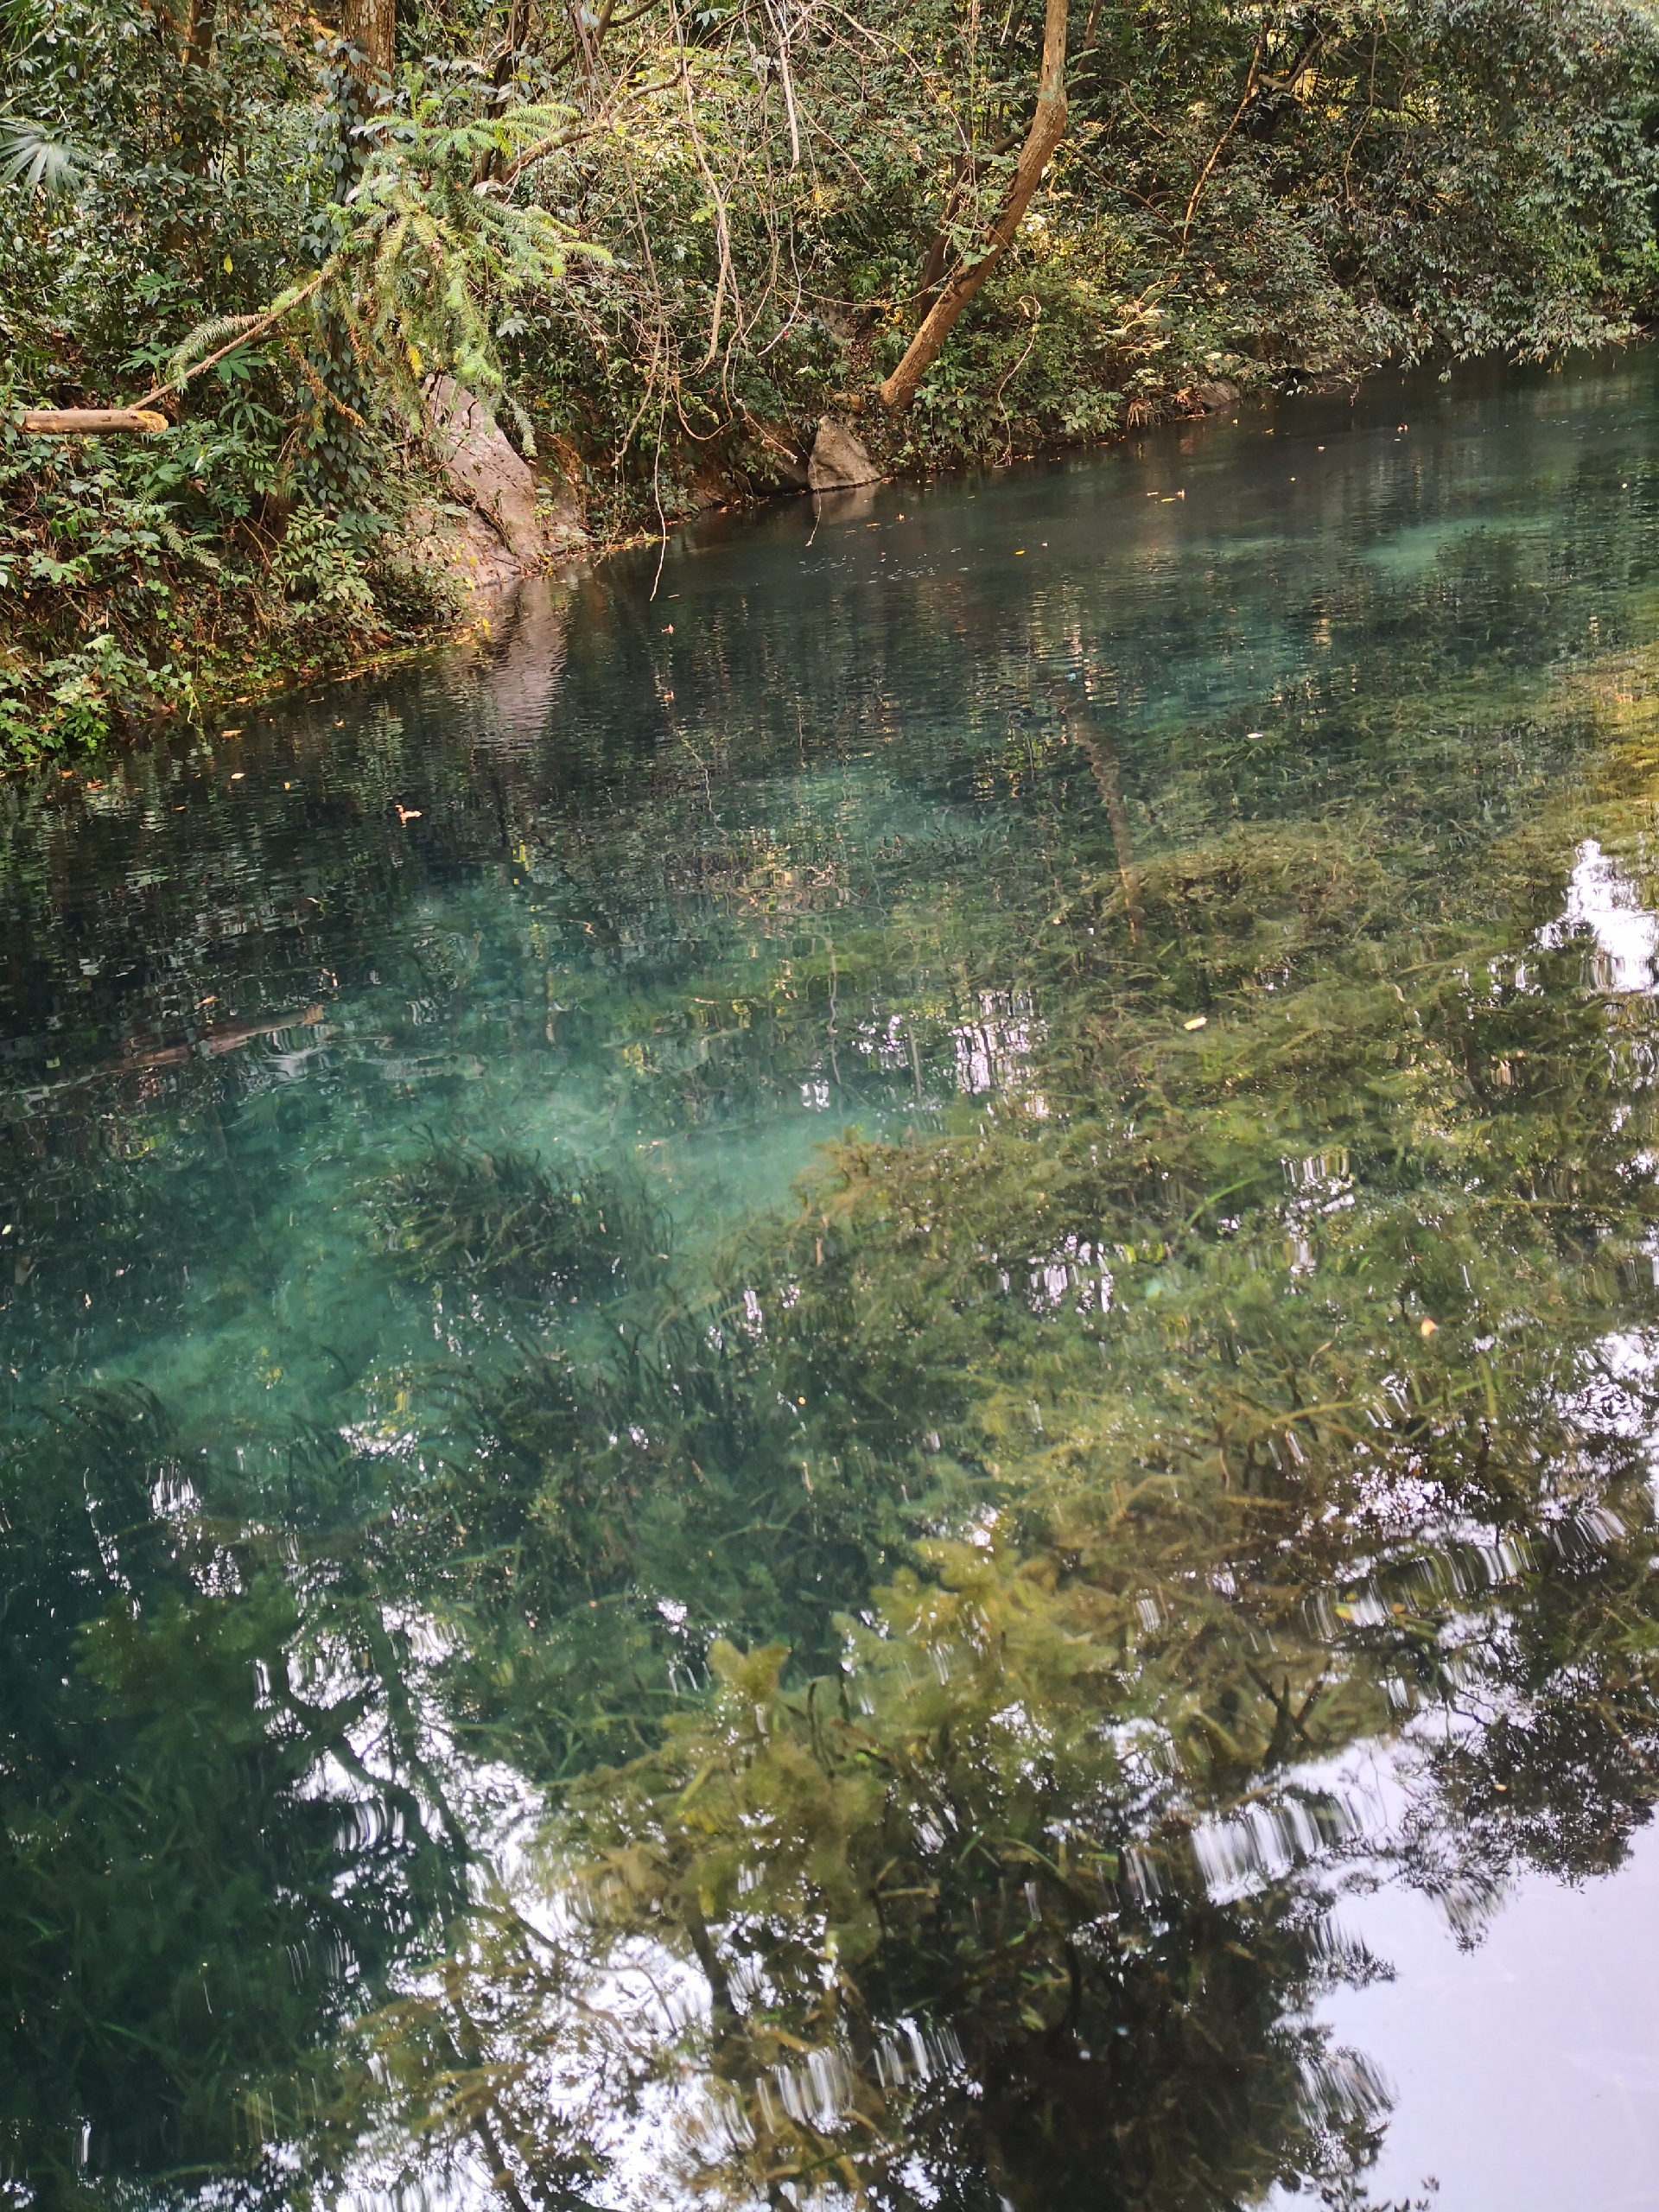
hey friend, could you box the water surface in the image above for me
[8,355,1659,2209]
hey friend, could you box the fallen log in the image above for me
[20,407,169,435]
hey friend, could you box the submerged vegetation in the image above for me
[9,361,1659,2201]
[371,1143,663,1297]
[6,0,1659,747]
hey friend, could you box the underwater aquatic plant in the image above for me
[370,1144,666,1302]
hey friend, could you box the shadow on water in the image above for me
[8,353,1659,2206]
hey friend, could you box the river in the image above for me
[5,353,1659,2209]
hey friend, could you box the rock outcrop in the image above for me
[423,377,590,569]
[407,503,526,597]
[425,377,544,566]
[808,416,880,492]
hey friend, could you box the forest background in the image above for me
[3,0,1659,757]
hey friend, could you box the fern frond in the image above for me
[165,313,264,385]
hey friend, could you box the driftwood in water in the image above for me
[29,1007,327,1096]
[21,408,169,435]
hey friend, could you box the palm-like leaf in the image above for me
[0,112,80,200]
[162,313,265,389]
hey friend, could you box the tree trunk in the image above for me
[570,0,620,79]
[496,0,534,91]
[181,0,214,67]
[343,0,395,78]
[476,0,535,180]
[880,0,1068,413]
[916,130,1020,313]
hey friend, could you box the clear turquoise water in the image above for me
[9,354,1659,2208]
[0,372,1641,1416]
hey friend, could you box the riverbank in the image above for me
[9,0,1658,769]
[2,372,1214,760]
[0,347,1524,763]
